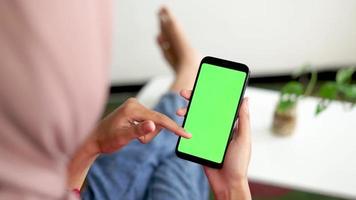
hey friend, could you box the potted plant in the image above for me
[272,66,355,136]
[272,66,317,136]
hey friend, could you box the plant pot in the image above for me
[272,104,297,136]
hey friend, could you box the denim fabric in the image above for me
[81,92,209,200]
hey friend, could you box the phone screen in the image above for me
[177,61,247,166]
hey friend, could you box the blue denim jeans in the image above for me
[81,92,209,200]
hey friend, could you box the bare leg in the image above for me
[146,6,209,200]
[157,6,201,92]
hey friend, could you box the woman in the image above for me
[0,2,251,200]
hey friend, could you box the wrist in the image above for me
[67,127,101,189]
[215,179,251,200]
[82,129,101,158]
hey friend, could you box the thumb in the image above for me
[233,98,250,141]
[131,120,156,138]
[98,120,156,153]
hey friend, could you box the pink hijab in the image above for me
[0,1,111,199]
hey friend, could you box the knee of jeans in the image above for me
[153,92,187,122]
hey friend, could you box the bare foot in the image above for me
[157,6,201,91]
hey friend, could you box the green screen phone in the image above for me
[176,56,249,169]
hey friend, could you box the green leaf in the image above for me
[319,82,338,99]
[341,84,356,101]
[277,100,296,113]
[281,81,304,95]
[337,84,349,94]
[336,67,354,85]
[315,100,329,115]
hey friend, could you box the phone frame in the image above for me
[175,56,250,169]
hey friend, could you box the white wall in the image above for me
[111,0,356,85]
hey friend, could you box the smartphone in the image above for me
[176,56,249,169]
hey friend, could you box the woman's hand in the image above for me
[177,90,252,200]
[94,97,191,154]
[68,97,191,190]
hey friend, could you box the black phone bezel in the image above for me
[175,56,250,169]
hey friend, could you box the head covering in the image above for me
[0,1,111,199]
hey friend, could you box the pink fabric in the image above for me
[0,1,112,199]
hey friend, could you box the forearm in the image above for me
[214,179,251,200]
[67,132,100,190]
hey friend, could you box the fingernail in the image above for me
[162,42,170,50]
[160,14,168,23]
[186,132,192,138]
[245,98,249,114]
[182,128,192,138]
[146,121,155,132]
